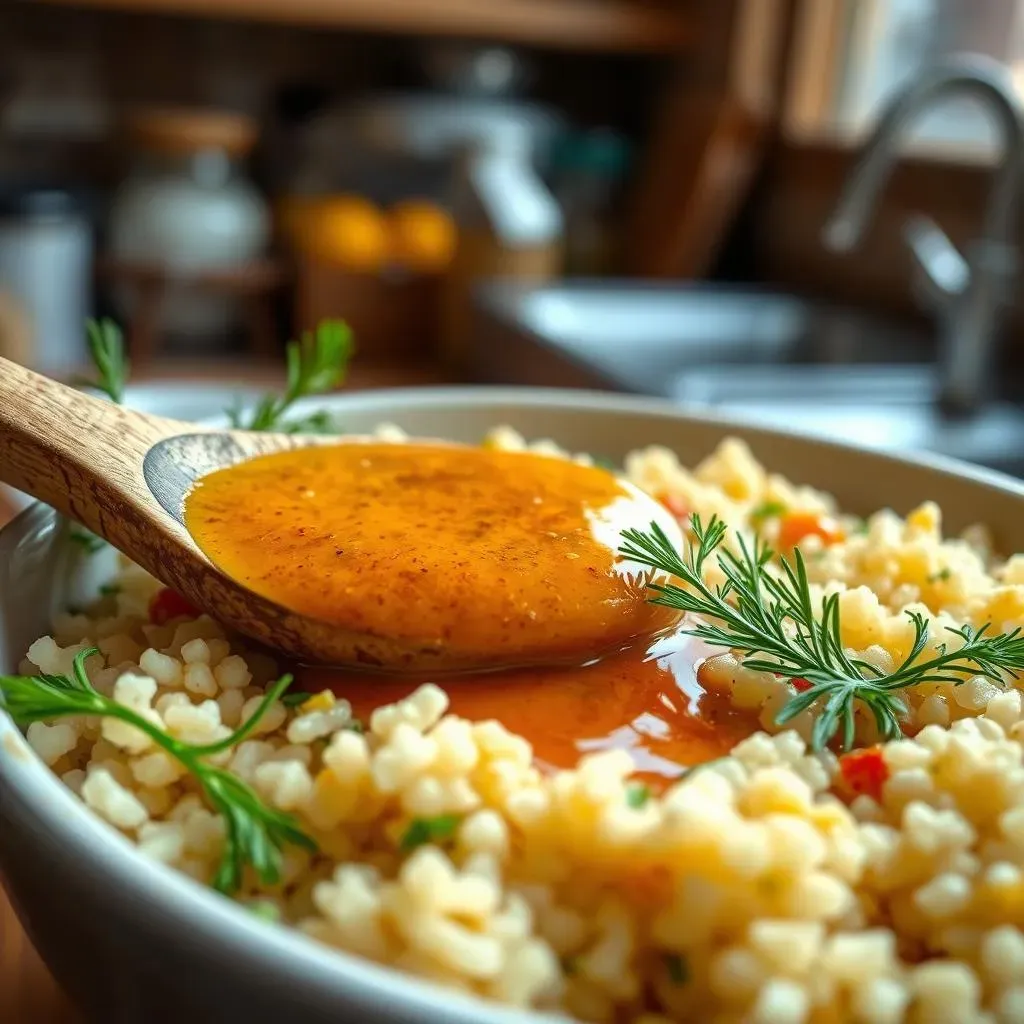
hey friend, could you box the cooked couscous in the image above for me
[16,427,1024,1023]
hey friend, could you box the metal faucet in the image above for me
[823,55,1024,416]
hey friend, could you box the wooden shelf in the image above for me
[34,0,692,53]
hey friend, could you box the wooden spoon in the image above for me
[0,359,680,673]
[0,357,425,669]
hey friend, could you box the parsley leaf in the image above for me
[400,813,462,852]
[227,320,353,433]
[625,782,651,808]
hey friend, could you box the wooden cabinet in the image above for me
[32,0,693,53]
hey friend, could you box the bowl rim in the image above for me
[3,382,1024,1022]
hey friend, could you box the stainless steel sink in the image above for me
[673,364,1024,476]
[470,281,1024,476]
[471,281,934,394]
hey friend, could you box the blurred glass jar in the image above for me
[108,107,269,340]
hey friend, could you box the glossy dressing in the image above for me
[185,442,676,667]
[185,441,753,774]
[299,631,750,782]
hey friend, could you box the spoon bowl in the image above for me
[0,359,674,671]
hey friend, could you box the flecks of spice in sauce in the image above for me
[184,442,679,669]
[298,625,753,784]
[185,441,757,778]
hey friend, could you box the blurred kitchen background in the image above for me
[3,0,1024,483]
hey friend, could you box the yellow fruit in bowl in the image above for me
[297,195,390,273]
[388,200,457,273]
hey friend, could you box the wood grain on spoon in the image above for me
[0,357,466,670]
[0,358,681,673]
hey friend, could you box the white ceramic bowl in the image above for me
[4,386,1024,1024]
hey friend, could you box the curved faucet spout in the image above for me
[825,55,1024,251]
[823,54,1024,417]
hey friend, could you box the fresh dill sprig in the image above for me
[76,318,128,404]
[227,319,353,434]
[0,649,316,894]
[618,515,1024,751]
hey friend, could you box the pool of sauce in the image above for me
[297,625,751,782]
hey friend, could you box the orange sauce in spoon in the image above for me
[185,441,757,776]
[185,441,679,669]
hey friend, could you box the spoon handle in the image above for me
[0,357,179,532]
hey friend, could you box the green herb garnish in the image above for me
[750,500,787,523]
[929,567,952,583]
[664,953,688,985]
[625,782,650,808]
[77,318,128,404]
[619,515,1024,751]
[0,649,315,894]
[400,813,461,852]
[98,583,120,598]
[280,691,312,708]
[69,527,107,555]
[247,899,282,923]
[227,320,353,433]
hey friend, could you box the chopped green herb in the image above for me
[625,782,651,808]
[98,583,121,598]
[591,456,619,473]
[400,813,462,852]
[247,900,282,923]
[750,500,787,523]
[664,952,688,985]
[280,691,311,708]
[851,518,870,536]
[344,719,365,733]
[929,567,952,583]
[69,528,107,555]
[227,320,353,433]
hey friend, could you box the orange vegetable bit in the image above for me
[777,512,845,551]
[658,493,690,521]
[149,587,201,625]
[838,746,889,802]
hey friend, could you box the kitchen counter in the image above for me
[0,358,451,1023]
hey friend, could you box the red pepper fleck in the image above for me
[839,746,889,802]
[658,493,690,521]
[149,587,200,625]
[791,677,813,692]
